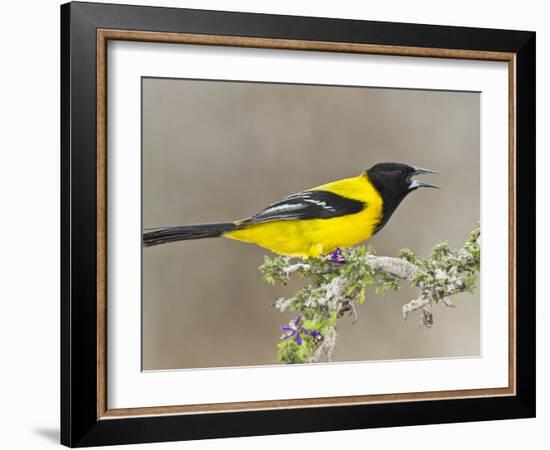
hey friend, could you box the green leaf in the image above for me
[358,287,365,304]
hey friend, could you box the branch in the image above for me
[365,255,419,279]
[261,224,480,364]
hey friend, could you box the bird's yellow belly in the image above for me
[224,208,380,257]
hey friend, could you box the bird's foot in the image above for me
[327,248,346,266]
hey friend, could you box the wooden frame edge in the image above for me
[508,55,517,396]
[98,28,515,61]
[95,28,517,420]
[100,387,515,419]
[97,29,108,419]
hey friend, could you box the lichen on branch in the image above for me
[260,224,480,364]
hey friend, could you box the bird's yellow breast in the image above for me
[224,174,383,257]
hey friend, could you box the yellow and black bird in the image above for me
[143,162,438,257]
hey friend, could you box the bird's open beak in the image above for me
[413,166,438,176]
[409,166,440,190]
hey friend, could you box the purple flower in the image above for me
[280,315,323,346]
[329,248,346,265]
[310,330,322,339]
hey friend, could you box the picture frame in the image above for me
[60,1,535,447]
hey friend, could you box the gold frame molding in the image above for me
[96,29,516,420]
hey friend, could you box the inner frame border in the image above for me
[96,28,516,420]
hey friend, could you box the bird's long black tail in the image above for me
[143,222,237,247]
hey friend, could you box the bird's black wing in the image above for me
[239,190,366,225]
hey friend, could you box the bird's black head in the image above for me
[366,162,439,233]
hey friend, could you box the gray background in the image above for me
[142,78,480,370]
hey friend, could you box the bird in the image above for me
[143,162,438,257]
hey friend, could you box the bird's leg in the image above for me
[327,248,346,265]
